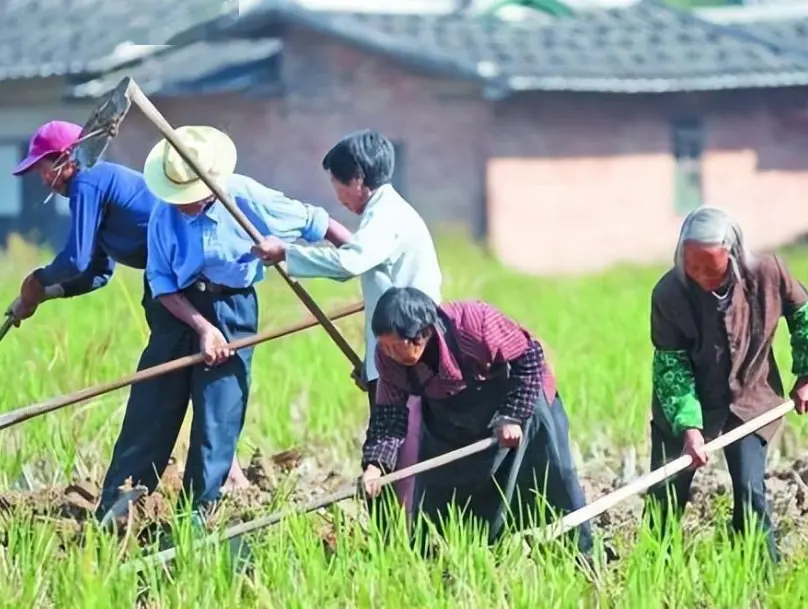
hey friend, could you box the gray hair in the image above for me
[673,206,754,282]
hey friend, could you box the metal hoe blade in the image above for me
[69,76,135,171]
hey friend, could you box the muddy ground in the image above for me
[1,446,807,560]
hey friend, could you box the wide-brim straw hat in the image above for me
[143,125,237,205]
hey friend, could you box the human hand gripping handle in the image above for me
[198,323,234,367]
[251,237,287,264]
[6,283,65,328]
[7,297,36,327]
[350,367,369,392]
[682,428,709,468]
[496,421,523,448]
[790,377,808,415]
[362,464,383,498]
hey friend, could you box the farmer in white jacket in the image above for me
[251,129,443,528]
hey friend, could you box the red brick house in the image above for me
[7,1,808,274]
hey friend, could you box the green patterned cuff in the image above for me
[788,302,808,378]
[653,349,703,436]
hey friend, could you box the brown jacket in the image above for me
[650,254,807,442]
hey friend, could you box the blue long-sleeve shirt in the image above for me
[146,173,330,298]
[33,162,159,297]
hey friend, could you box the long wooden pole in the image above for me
[527,400,795,543]
[123,436,498,572]
[0,316,12,344]
[0,301,363,431]
[127,84,364,374]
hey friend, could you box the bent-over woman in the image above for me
[361,286,593,553]
[647,206,808,563]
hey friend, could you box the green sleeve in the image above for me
[787,302,808,378]
[652,349,703,436]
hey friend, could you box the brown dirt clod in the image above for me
[1,448,806,561]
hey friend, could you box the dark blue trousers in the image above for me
[645,415,779,563]
[97,283,258,514]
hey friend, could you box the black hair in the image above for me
[371,287,438,340]
[321,129,395,189]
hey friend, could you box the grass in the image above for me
[0,229,807,607]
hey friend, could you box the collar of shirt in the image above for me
[360,184,393,218]
[182,200,221,225]
[431,326,467,382]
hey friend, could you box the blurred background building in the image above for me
[1,0,807,274]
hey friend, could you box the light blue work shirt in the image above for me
[146,173,330,298]
[284,183,442,381]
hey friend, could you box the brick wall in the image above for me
[107,32,808,276]
[486,89,808,275]
[110,28,490,234]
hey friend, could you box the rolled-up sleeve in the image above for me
[60,250,116,298]
[145,209,178,298]
[237,176,329,244]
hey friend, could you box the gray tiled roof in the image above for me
[66,39,282,99]
[212,0,808,93]
[498,3,808,92]
[737,17,808,55]
[9,0,808,96]
[0,0,235,79]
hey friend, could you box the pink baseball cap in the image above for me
[12,120,82,176]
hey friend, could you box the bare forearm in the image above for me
[324,218,353,247]
[158,293,212,334]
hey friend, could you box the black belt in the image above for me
[186,278,253,295]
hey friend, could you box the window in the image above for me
[0,144,23,217]
[671,119,704,215]
[392,141,406,198]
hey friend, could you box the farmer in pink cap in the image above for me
[8,120,252,494]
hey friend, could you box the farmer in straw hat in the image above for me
[250,130,442,526]
[358,286,593,556]
[95,125,351,520]
[8,120,256,492]
[647,206,808,563]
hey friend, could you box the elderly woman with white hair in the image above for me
[646,206,808,562]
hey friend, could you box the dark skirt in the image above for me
[411,391,593,550]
